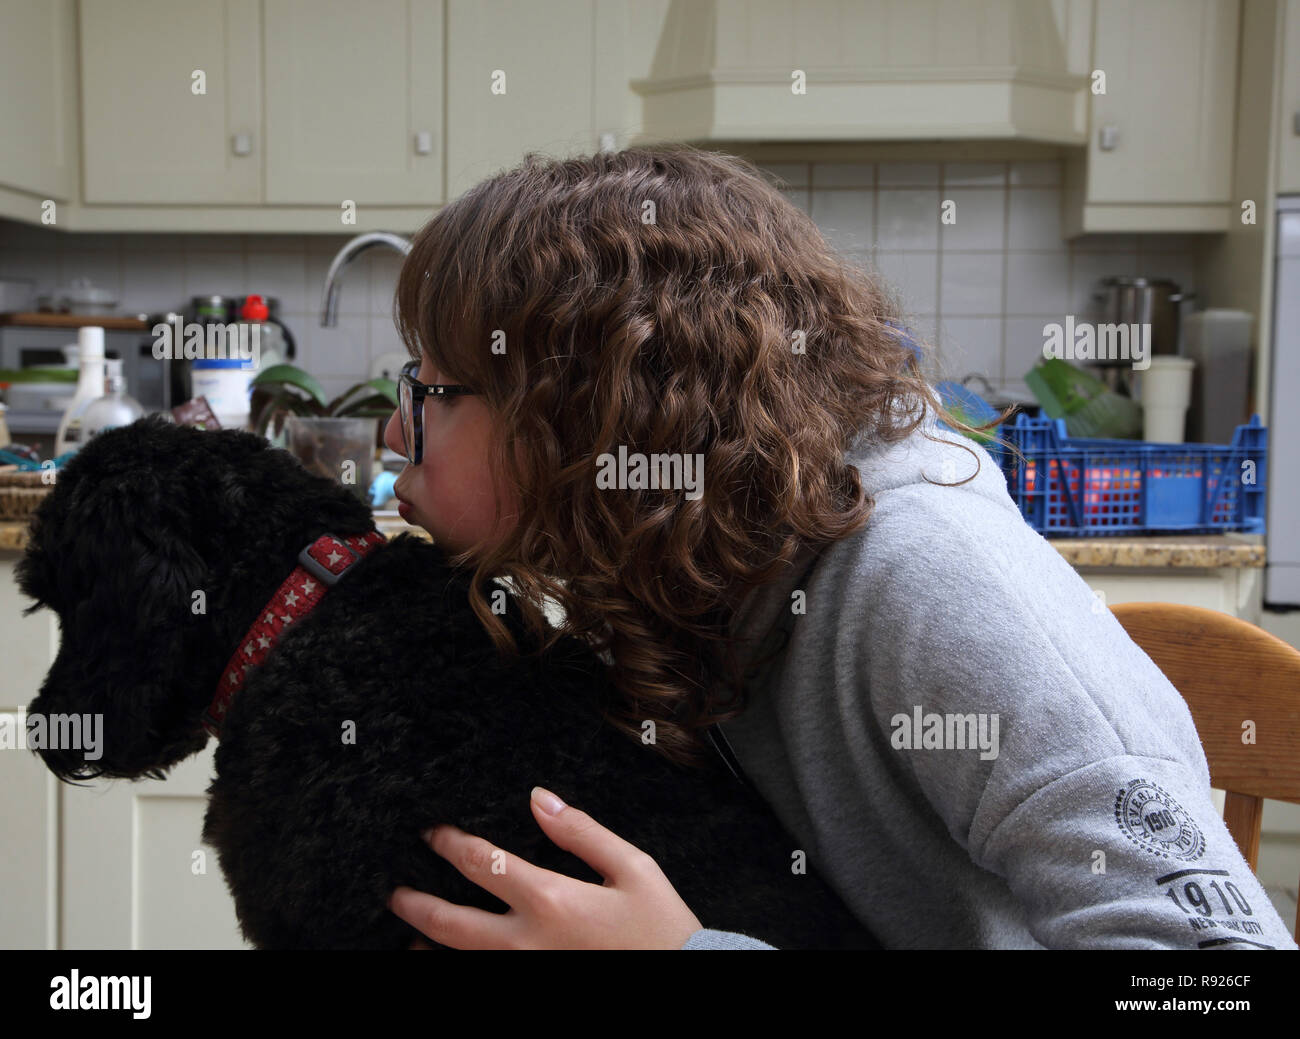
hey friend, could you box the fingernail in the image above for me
[531,786,565,815]
[420,827,436,842]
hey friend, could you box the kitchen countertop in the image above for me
[0,514,1263,567]
[0,510,431,551]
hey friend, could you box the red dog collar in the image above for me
[202,531,387,738]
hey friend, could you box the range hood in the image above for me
[630,0,1089,145]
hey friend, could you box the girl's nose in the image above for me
[383,409,405,460]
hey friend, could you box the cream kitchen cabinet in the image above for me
[1063,0,1240,234]
[444,0,608,203]
[79,0,263,205]
[0,0,78,209]
[79,0,441,209]
[1278,0,1300,194]
[262,0,442,205]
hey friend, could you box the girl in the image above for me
[384,144,1297,950]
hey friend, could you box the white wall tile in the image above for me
[121,251,187,314]
[904,314,938,346]
[1007,189,1063,249]
[872,251,939,314]
[942,162,1006,187]
[940,252,1002,315]
[1009,160,1061,187]
[0,251,59,295]
[758,162,810,188]
[877,162,939,187]
[1005,252,1069,315]
[1072,233,1137,252]
[940,189,1005,250]
[246,252,309,316]
[810,163,872,188]
[59,232,122,252]
[301,314,369,379]
[940,317,1002,381]
[0,219,61,251]
[1135,255,1197,293]
[184,234,245,254]
[1004,316,1052,384]
[306,248,368,318]
[809,189,874,251]
[876,190,940,249]
[368,317,408,369]
[1070,253,1138,315]
[183,253,249,301]
[780,188,810,214]
[277,312,311,364]
[1137,233,1203,254]
[120,233,188,253]
[57,251,122,300]
[368,251,404,318]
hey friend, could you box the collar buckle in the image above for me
[296,535,359,587]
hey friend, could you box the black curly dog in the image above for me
[16,416,876,950]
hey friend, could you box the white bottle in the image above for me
[55,326,107,457]
[81,358,146,441]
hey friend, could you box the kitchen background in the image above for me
[0,164,1207,409]
[1,0,1298,950]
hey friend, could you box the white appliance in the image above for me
[1266,197,1300,607]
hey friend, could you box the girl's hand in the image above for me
[388,786,703,949]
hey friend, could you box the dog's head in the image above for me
[16,415,376,782]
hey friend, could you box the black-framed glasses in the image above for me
[397,359,476,465]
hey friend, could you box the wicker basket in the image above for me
[0,468,55,522]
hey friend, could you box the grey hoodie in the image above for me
[681,406,1297,950]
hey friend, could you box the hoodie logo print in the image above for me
[1114,778,1205,862]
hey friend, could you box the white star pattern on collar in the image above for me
[285,591,300,606]
[326,550,343,567]
[301,578,317,595]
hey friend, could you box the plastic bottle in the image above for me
[238,294,286,370]
[80,357,146,441]
[54,326,107,456]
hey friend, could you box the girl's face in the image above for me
[383,354,518,556]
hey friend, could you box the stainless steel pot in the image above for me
[1092,277,1196,363]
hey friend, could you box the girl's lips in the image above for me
[398,501,414,521]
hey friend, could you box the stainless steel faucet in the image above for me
[319,232,412,327]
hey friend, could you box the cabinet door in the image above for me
[1089,0,1239,204]
[1279,0,1300,194]
[445,0,598,202]
[0,0,78,203]
[263,0,443,206]
[79,0,261,204]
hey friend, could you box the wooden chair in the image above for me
[1110,602,1300,943]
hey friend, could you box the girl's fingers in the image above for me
[527,790,653,887]
[425,824,568,914]
[389,884,516,951]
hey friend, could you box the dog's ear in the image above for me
[26,464,214,783]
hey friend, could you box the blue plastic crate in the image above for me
[997,412,1267,537]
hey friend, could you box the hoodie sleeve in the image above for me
[853,482,1298,950]
[680,929,777,949]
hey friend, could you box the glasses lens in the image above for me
[399,376,414,462]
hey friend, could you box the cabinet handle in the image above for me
[232,133,253,157]
[1098,125,1119,151]
[414,131,433,155]
[1293,112,1300,136]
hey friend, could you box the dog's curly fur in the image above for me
[16,416,876,949]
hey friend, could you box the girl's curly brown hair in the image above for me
[394,143,1016,771]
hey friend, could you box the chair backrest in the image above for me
[1110,601,1300,943]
